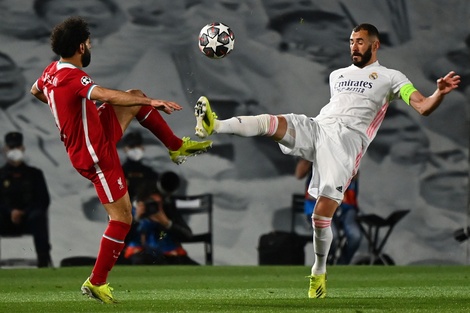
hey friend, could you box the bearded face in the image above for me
[351,44,372,68]
[81,45,91,68]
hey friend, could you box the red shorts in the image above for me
[76,103,127,204]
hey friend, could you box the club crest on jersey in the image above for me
[81,76,93,86]
[369,72,378,80]
[117,177,124,190]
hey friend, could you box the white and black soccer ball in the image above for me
[198,22,235,59]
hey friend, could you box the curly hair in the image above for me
[50,16,90,58]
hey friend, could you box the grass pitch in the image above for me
[0,265,468,312]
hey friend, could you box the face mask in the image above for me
[126,148,144,161]
[6,149,24,162]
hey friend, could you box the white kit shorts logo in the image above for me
[81,76,93,86]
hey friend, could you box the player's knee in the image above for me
[110,210,132,225]
[105,195,133,224]
[276,116,294,146]
[312,214,332,228]
[257,114,278,136]
[125,89,144,96]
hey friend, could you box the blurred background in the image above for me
[0,0,468,266]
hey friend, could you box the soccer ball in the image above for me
[198,22,235,59]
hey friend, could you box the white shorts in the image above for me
[278,114,364,203]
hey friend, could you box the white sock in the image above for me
[311,214,333,275]
[216,114,278,137]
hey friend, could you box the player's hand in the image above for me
[150,100,182,114]
[437,71,460,95]
[11,208,25,224]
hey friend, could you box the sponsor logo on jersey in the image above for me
[81,76,93,86]
[336,186,343,192]
[334,79,373,89]
[334,78,373,94]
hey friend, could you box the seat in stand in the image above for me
[355,210,410,265]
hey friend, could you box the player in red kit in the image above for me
[31,16,211,303]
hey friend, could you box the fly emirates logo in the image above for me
[334,79,373,94]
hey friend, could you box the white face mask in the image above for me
[126,147,144,161]
[6,149,24,162]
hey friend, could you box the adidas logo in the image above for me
[336,186,343,192]
[338,75,344,79]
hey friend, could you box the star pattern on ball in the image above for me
[205,30,224,51]
[217,23,231,36]
[198,22,234,58]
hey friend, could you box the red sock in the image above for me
[90,220,131,285]
[136,106,182,151]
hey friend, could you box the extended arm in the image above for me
[89,86,182,114]
[408,71,460,116]
[31,82,182,115]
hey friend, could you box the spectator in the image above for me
[123,178,198,265]
[121,131,159,201]
[115,131,160,266]
[0,132,52,267]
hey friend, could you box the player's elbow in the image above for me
[30,84,39,96]
[421,110,432,116]
[416,106,434,116]
[412,100,434,116]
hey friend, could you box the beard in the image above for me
[351,45,372,68]
[81,47,91,68]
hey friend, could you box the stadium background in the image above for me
[0,0,468,266]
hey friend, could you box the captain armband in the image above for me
[399,83,418,105]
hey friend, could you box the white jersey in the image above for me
[317,61,411,146]
[279,61,412,203]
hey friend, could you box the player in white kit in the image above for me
[193,24,460,298]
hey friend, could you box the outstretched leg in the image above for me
[113,90,212,164]
[194,96,288,141]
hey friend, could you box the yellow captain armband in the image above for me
[400,83,418,105]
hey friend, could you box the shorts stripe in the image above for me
[94,164,114,203]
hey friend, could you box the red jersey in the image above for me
[35,61,126,204]
[35,61,110,170]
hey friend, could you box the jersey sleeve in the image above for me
[35,78,43,92]
[390,69,412,101]
[35,62,55,93]
[67,69,97,100]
